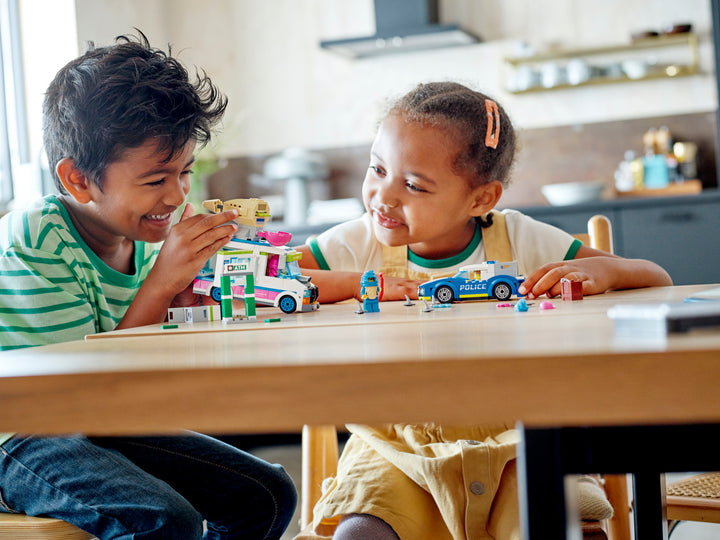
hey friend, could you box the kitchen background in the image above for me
[66,0,717,208]
[14,0,715,207]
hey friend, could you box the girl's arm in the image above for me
[296,245,422,303]
[518,245,673,300]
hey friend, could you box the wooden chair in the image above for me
[301,214,631,540]
[666,472,720,535]
[0,513,93,539]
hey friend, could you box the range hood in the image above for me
[320,0,479,59]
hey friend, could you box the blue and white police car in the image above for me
[417,261,525,303]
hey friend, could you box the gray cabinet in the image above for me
[620,201,720,285]
[516,190,720,286]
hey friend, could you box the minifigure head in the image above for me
[362,82,516,259]
[43,31,227,195]
[361,270,378,288]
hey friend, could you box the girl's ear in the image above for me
[469,180,503,217]
[56,158,93,204]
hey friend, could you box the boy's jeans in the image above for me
[0,431,297,539]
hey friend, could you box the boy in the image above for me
[0,33,296,539]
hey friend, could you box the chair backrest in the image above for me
[574,214,613,254]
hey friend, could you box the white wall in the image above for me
[63,0,717,159]
[10,0,77,205]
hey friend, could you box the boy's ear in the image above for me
[469,180,503,217]
[56,158,93,204]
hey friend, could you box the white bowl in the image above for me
[541,181,606,206]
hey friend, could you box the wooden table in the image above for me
[3,284,720,539]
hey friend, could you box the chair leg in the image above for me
[301,425,339,530]
[604,474,632,540]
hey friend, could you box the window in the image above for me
[0,0,29,211]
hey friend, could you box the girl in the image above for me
[295,82,672,540]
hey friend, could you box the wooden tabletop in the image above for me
[2,284,720,435]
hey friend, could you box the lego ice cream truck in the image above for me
[193,198,319,314]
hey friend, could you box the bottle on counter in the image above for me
[614,150,637,192]
[630,155,644,190]
[643,127,658,155]
[643,154,669,189]
[673,141,698,181]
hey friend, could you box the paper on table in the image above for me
[685,285,720,302]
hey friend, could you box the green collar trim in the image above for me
[407,224,482,269]
[565,238,583,260]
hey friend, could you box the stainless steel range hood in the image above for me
[320,0,479,59]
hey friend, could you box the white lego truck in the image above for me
[193,237,319,314]
[194,197,319,314]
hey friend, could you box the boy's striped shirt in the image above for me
[0,195,159,351]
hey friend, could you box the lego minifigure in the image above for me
[360,270,383,313]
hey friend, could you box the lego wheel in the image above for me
[210,286,222,302]
[278,295,297,314]
[435,286,454,303]
[492,282,512,301]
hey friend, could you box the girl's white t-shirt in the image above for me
[307,209,581,277]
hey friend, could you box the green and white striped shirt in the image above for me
[0,195,159,351]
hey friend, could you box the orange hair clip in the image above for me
[485,99,500,149]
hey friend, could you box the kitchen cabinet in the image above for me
[516,190,720,285]
[504,32,699,94]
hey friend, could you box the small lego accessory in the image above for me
[514,298,529,312]
[257,230,292,246]
[496,302,512,308]
[561,278,583,301]
[539,301,555,310]
[403,295,415,307]
[167,305,222,324]
[161,324,178,330]
[202,198,271,240]
[360,270,382,313]
[264,317,281,323]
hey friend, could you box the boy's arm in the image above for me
[296,245,421,303]
[519,245,673,299]
[116,205,238,329]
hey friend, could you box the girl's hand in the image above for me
[379,276,423,301]
[148,203,238,300]
[518,257,617,299]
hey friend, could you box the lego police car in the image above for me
[417,261,525,303]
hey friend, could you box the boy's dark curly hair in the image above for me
[43,31,227,193]
[388,82,516,226]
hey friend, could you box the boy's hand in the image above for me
[150,203,238,300]
[518,257,616,299]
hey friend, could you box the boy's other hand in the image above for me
[170,283,218,309]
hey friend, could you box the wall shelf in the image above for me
[504,32,699,94]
